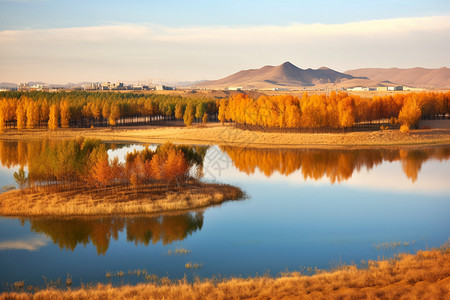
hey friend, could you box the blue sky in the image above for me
[1,0,449,83]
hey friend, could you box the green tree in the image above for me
[14,167,28,189]
[195,103,204,122]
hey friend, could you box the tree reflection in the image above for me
[220,146,450,183]
[24,212,203,255]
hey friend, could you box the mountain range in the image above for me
[345,67,450,89]
[2,63,449,90]
[195,62,450,90]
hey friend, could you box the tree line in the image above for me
[218,91,450,131]
[0,91,218,131]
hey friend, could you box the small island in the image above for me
[0,138,243,217]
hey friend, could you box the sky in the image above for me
[0,0,449,84]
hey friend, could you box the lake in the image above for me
[0,140,449,291]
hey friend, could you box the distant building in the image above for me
[377,86,388,91]
[156,85,174,91]
[227,87,242,91]
[346,87,370,91]
[83,83,101,90]
[29,84,43,91]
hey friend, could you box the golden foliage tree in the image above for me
[398,96,422,129]
[183,103,194,127]
[60,100,71,128]
[16,102,26,130]
[109,104,120,126]
[175,103,183,120]
[48,104,59,130]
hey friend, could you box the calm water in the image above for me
[0,141,449,290]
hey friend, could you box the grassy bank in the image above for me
[1,246,449,299]
[0,182,243,216]
[1,122,450,149]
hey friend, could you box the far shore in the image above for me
[0,182,243,217]
[1,120,450,149]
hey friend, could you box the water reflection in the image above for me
[20,212,203,255]
[220,146,450,183]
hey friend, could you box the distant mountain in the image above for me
[195,62,365,89]
[0,82,18,89]
[345,67,450,89]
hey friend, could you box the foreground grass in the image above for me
[2,247,449,299]
[0,181,243,216]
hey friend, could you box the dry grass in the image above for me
[1,246,449,299]
[0,182,243,216]
[1,121,450,149]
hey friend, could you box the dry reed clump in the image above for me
[1,247,449,299]
[0,182,243,216]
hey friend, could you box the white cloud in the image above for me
[0,236,48,251]
[0,16,449,82]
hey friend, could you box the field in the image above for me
[1,121,450,149]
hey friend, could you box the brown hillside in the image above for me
[196,62,360,89]
[345,67,450,89]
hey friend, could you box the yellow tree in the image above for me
[183,102,194,126]
[16,102,26,130]
[48,104,59,130]
[60,100,71,128]
[0,100,6,132]
[218,98,227,124]
[109,104,120,126]
[175,103,183,120]
[202,112,208,125]
[26,101,40,129]
[40,99,50,126]
[398,96,422,129]
[338,97,356,128]
[102,102,110,120]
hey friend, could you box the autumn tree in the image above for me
[48,104,59,130]
[16,102,26,130]
[109,104,120,126]
[26,101,38,129]
[175,103,183,120]
[218,98,228,124]
[60,100,71,128]
[183,103,194,126]
[0,100,6,132]
[398,96,422,130]
[202,112,208,125]
[195,103,204,122]
[102,102,110,120]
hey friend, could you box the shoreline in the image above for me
[1,246,449,299]
[0,182,243,217]
[0,122,450,149]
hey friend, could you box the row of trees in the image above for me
[0,91,218,131]
[218,92,450,130]
[6,138,205,188]
[221,146,450,183]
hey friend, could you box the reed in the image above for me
[2,245,449,299]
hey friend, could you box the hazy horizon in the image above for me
[1,0,449,83]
